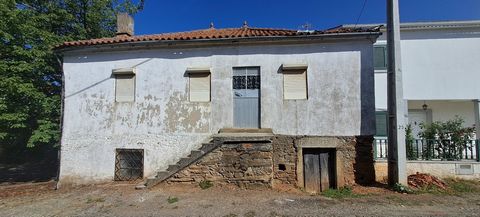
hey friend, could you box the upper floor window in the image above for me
[187,67,211,102]
[281,64,308,100]
[113,68,135,102]
[374,45,387,70]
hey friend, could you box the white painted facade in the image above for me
[59,39,377,184]
[352,21,480,137]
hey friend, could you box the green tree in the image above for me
[0,0,144,159]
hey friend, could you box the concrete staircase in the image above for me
[136,140,218,189]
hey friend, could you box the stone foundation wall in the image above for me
[167,139,273,188]
[167,135,374,189]
[271,136,297,187]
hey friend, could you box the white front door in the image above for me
[408,111,428,138]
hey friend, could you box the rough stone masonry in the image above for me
[167,135,375,190]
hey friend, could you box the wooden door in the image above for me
[304,151,321,193]
[303,149,335,193]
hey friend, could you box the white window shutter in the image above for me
[189,73,210,102]
[115,75,135,102]
[284,70,307,100]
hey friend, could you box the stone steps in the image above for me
[136,141,218,189]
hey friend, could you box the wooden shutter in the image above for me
[283,70,307,100]
[189,73,210,102]
[115,74,135,102]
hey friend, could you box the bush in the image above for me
[419,117,474,160]
[405,124,417,160]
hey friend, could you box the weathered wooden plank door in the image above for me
[319,152,330,191]
[304,151,321,193]
[304,149,335,193]
[233,67,260,128]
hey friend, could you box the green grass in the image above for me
[321,187,362,199]
[199,180,213,189]
[392,183,414,194]
[86,197,105,204]
[413,178,480,195]
[445,178,480,194]
[167,196,179,204]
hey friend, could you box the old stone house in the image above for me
[56,14,381,193]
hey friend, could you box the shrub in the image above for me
[405,124,417,160]
[419,116,474,160]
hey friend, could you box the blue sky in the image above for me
[134,0,480,35]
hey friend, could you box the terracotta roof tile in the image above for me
[57,26,380,49]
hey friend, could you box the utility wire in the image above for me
[354,0,368,28]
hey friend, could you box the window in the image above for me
[374,46,387,70]
[189,72,211,102]
[283,69,307,100]
[115,74,135,102]
[115,149,144,181]
[375,111,388,136]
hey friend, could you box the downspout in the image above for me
[55,54,65,190]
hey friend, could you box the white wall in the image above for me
[60,41,375,183]
[375,27,480,111]
[409,100,476,127]
[375,161,480,181]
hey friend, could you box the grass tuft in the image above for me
[445,178,480,194]
[392,183,414,194]
[86,197,105,203]
[167,196,179,204]
[199,180,213,190]
[321,187,361,199]
[412,178,480,195]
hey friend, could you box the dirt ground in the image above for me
[1,181,480,217]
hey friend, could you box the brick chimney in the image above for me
[116,13,134,36]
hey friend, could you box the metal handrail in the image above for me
[373,138,479,161]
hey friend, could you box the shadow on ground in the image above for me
[0,148,58,184]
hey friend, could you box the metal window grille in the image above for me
[115,149,144,181]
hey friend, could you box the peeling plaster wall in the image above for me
[60,41,375,184]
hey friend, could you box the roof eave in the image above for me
[343,20,480,32]
[54,32,381,54]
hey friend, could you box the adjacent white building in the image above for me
[347,20,480,140]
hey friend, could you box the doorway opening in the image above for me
[233,67,260,128]
[303,148,336,193]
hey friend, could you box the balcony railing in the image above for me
[374,138,479,161]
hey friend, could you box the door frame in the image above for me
[302,148,337,193]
